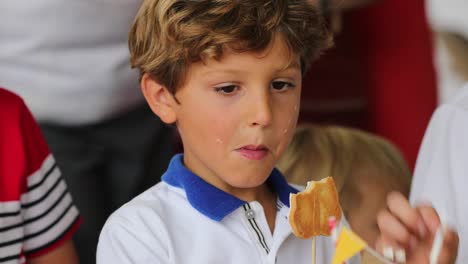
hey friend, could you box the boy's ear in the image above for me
[141,73,177,124]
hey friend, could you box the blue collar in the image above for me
[162,154,298,221]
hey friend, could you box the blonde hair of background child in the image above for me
[277,124,412,197]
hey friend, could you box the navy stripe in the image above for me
[22,176,63,209]
[0,187,69,232]
[246,203,270,253]
[251,218,269,253]
[0,215,80,263]
[25,214,80,256]
[243,204,269,254]
[0,253,21,263]
[0,210,20,218]
[28,163,57,192]
[0,201,74,247]
[0,163,57,218]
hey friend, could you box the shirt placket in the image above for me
[241,202,273,260]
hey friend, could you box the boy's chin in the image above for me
[223,170,272,188]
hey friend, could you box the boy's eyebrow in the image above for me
[279,60,301,72]
[198,68,247,76]
[200,61,301,75]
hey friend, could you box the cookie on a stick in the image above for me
[289,176,342,238]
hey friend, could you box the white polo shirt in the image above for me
[411,84,468,263]
[98,154,360,263]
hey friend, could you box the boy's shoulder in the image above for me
[103,181,190,230]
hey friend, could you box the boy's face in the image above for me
[160,35,301,198]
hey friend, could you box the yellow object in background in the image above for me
[332,227,367,264]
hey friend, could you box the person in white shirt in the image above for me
[98,0,458,263]
[0,2,173,263]
[410,83,468,263]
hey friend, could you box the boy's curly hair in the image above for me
[129,0,331,93]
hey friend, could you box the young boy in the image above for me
[0,88,81,264]
[98,0,458,263]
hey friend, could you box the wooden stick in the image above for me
[312,237,316,264]
[430,224,446,264]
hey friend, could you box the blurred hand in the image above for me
[375,191,458,264]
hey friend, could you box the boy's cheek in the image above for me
[275,131,296,159]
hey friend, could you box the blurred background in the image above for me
[301,0,440,169]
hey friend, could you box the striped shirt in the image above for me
[0,88,81,264]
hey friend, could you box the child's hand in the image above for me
[375,191,459,264]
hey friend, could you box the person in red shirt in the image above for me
[0,88,81,264]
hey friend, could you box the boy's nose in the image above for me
[249,91,273,127]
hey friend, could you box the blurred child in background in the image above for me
[0,3,174,262]
[277,124,412,245]
[0,88,81,264]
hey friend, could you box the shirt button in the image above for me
[245,209,255,219]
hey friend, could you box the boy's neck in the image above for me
[257,183,278,234]
[227,182,276,204]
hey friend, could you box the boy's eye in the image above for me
[214,85,238,95]
[271,81,295,91]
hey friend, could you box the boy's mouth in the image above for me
[236,145,269,160]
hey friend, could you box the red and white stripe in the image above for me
[0,89,81,263]
[0,154,80,263]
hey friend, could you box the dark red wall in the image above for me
[300,0,438,169]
